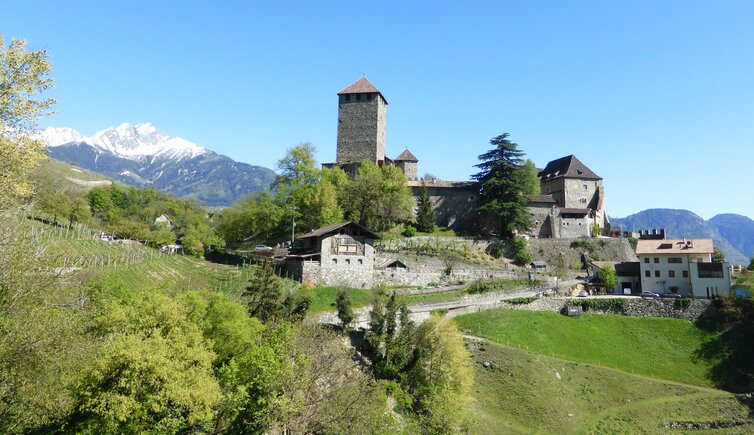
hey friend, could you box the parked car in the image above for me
[577,290,589,298]
[254,244,273,251]
[640,291,660,298]
[659,292,682,299]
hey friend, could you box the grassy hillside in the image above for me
[467,339,752,434]
[455,309,715,386]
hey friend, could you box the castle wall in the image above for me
[318,235,376,288]
[409,182,479,231]
[336,93,386,164]
[563,178,601,210]
[528,204,554,238]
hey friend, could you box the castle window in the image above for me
[683,270,689,278]
[357,94,361,101]
[669,270,676,278]
[654,257,659,263]
[579,197,587,204]
[645,270,651,277]
[583,184,588,190]
[358,259,363,265]
[345,259,351,265]
[644,258,649,263]
[345,95,351,102]
[655,270,661,277]
[332,258,337,264]
[668,257,682,263]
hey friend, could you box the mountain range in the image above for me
[611,209,754,265]
[38,123,277,207]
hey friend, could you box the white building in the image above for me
[636,238,731,298]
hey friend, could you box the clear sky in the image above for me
[3,1,753,220]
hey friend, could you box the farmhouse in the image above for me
[285,221,380,288]
[636,238,731,298]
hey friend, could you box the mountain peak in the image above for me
[38,122,208,161]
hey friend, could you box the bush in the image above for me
[568,298,627,312]
[673,298,692,310]
[467,279,518,294]
[510,238,532,266]
[402,224,417,238]
[505,297,537,305]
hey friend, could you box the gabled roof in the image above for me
[297,221,381,240]
[528,194,556,204]
[636,239,714,255]
[538,155,601,181]
[337,77,388,104]
[394,149,418,162]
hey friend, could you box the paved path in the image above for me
[317,289,539,329]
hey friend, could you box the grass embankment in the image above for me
[455,309,715,387]
[467,339,751,434]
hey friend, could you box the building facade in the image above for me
[636,238,731,297]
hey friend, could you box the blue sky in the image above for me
[3,1,753,220]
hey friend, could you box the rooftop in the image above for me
[538,155,602,181]
[296,221,381,240]
[394,149,418,162]
[337,77,387,104]
[635,238,714,255]
[528,194,556,204]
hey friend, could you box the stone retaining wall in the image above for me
[500,297,713,321]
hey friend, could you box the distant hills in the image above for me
[611,209,753,265]
[38,123,277,207]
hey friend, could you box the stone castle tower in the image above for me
[336,77,388,165]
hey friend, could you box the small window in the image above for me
[356,94,361,101]
[579,197,587,204]
[345,259,351,265]
[669,270,676,278]
[345,95,351,102]
[655,270,661,277]
[358,259,363,265]
[654,258,659,263]
[645,270,651,277]
[644,258,649,263]
[668,257,682,264]
[683,270,689,278]
[332,258,337,264]
[583,184,588,190]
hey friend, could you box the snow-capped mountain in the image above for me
[40,122,207,161]
[38,123,277,207]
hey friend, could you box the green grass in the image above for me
[309,287,375,313]
[455,309,716,387]
[467,339,752,434]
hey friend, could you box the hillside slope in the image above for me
[709,213,754,259]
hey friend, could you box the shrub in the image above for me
[569,298,627,312]
[402,224,417,238]
[505,297,537,305]
[673,298,692,310]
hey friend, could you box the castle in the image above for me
[326,77,610,238]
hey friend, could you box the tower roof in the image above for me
[337,77,388,104]
[394,149,418,162]
[538,155,601,180]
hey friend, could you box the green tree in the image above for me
[510,237,533,266]
[344,161,413,231]
[472,133,532,238]
[713,247,726,263]
[748,256,754,271]
[335,288,355,329]
[409,316,474,434]
[522,159,541,195]
[0,36,55,207]
[416,181,435,233]
[601,264,617,293]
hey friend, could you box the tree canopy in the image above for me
[0,36,55,207]
[472,133,532,237]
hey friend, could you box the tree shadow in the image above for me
[693,298,754,416]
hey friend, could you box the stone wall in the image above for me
[501,297,713,321]
[408,182,479,231]
[318,235,376,288]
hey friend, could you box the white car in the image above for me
[254,244,273,251]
